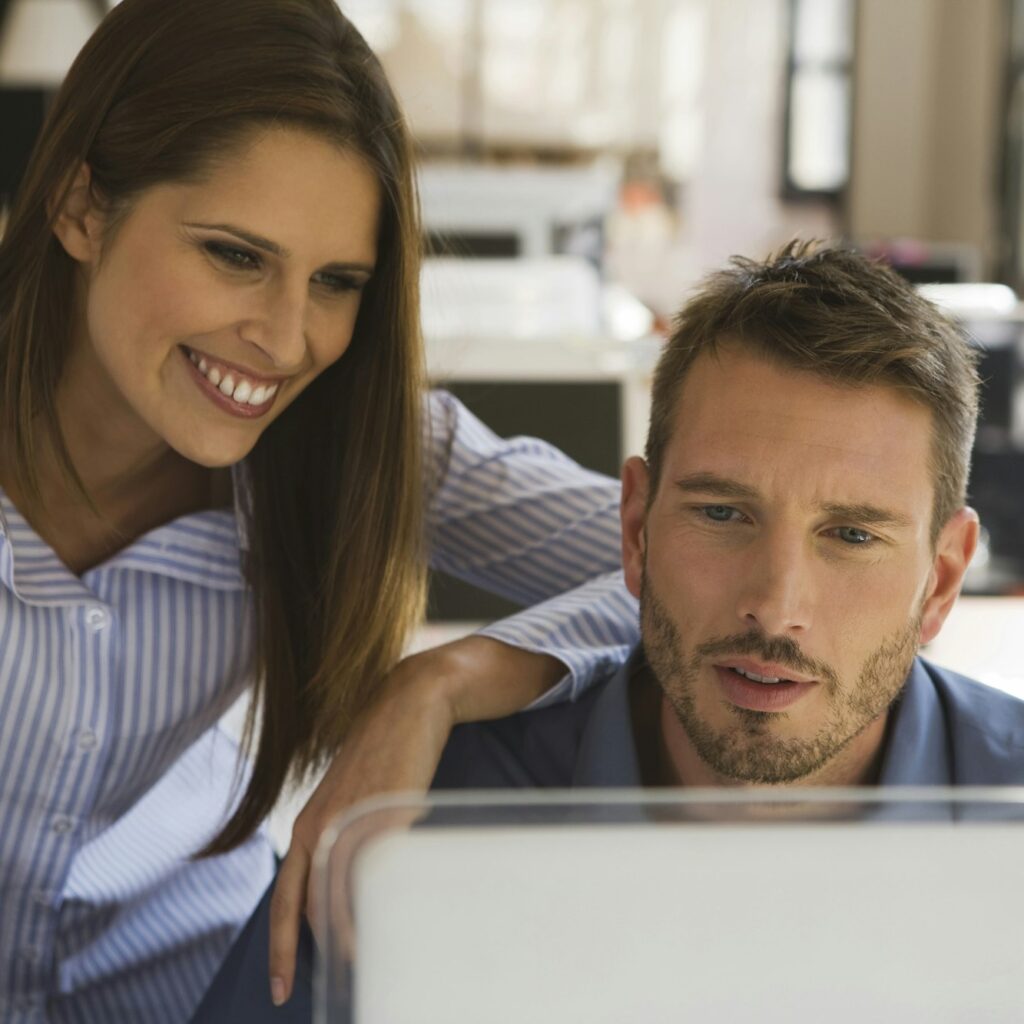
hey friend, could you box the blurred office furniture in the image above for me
[863,239,983,285]
[316,790,1024,1024]
[419,161,619,266]
[422,256,658,621]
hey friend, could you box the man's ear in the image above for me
[50,163,104,264]
[621,455,649,600]
[919,507,980,645]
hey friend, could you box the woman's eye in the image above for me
[205,242,261,270]
[312,271,364,294]
[701,505,739,523]
[834,526,873,545]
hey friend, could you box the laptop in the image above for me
[316,789,1024,1023]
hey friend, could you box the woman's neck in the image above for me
[0,425,230,576]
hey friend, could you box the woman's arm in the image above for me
[425,388,639,698]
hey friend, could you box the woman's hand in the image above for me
[267,636,566,1006]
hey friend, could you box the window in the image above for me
[782,0,855,200]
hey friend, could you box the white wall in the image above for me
[849,0,1005,275]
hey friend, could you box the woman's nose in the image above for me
[238,284,308,368]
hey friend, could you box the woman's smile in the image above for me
[180,344,282,418]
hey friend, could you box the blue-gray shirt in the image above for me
[433,653,1024,790]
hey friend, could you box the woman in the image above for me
[0,0,637,1020]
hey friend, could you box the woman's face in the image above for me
[59,126,381,467]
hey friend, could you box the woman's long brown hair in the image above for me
[0,0,426,853]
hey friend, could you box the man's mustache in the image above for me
[695,631,839,687]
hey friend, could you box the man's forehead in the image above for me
[662,346,936,518]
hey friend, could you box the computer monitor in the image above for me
[315,789,1024,1023]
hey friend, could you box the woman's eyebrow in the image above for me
[183,221,375,273]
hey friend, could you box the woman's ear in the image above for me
[919,507,980,645]
[51,163,103,264]
[621,456,649,600]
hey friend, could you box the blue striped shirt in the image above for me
[0,389,638,1022]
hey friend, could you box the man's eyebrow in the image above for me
[674,474,913,529]
[184,221,375,274]
[673,473,761,501]
[820,502,912,529]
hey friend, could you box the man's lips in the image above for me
[713,658,818,713]
[715,657,816,685]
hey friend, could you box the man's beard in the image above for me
[640,572,921,784]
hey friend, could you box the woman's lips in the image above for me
[181,346,280,419]
[713,665,817,712]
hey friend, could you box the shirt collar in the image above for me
[0,479,247,600]
[875,659,953,786]
[571,649,951,790]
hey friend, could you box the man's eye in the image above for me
[702,505,738,523]
[834,526,873,545]
[205,242,261,269]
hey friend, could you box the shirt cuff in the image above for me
[475,570,640,709]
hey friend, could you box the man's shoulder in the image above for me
[432,682,607,791]
[922,659,1024,782]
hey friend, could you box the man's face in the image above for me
[621,343,976,786]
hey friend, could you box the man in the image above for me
[435,241,1024,793]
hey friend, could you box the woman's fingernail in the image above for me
[271,977,286,1006]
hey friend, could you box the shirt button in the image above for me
[20,947,38,963]
[77,729,98,751]
[32,890,51,908]
[51,815,75,835]
[85,607,109,631]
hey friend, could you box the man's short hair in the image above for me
[645,240,981,540]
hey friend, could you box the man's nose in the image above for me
[735,531,814,636]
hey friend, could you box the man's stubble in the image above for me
[640,571,921,784]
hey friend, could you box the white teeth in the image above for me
[192,353,278,407]
[735,667,783,684]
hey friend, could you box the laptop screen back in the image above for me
[334,811,1024,1023]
